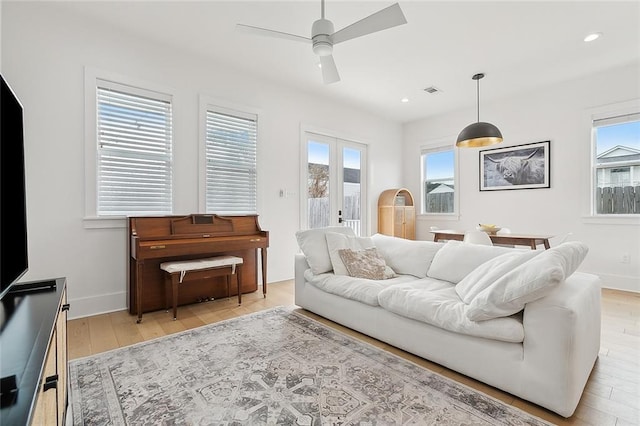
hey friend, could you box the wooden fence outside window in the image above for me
[596,186,640,214]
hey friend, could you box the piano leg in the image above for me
[261,248,267,297]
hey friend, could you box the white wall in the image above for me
[1,3,403,318]
[403,61,640,292]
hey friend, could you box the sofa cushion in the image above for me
[371,233,443,278]
[304,269,418,306]
[296,226,356,274]
[455,250,541,304]
[427,241,512,284]
[466,242,589,321]
[377,279,525,343]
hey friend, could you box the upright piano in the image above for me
[128,214,268,321]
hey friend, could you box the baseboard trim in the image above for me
[68,291,128,320]
[588,271,640,293]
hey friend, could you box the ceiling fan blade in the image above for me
[236,23,311,43]
[332,3,407,45]
[320,55,340,84]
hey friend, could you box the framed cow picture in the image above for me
[479,140,550,191]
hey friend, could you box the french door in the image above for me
[301,131,367,236]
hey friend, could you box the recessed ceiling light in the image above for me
[401,97,409,103]
[317,62,322,68]
[584,32,602,42]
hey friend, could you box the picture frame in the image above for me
[479,140,551,191]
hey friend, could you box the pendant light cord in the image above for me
[476,77,480,123]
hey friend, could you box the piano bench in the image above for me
[160,255,244,320]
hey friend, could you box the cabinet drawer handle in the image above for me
[150,245,166,250]
[43,375,58,392]
[250,238,261,242]
[62,303,70,312]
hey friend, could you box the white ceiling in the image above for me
[57,1,640,123]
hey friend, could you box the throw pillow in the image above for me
[325,232,375,275]
[295,226,356,275]
[371,233,443,278]
[427,241,513,284]
[455,250,541,304]
[466,241,589,321]
[338,247,389,280]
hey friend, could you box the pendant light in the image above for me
[456,73,503,148]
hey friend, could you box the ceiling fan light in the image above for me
[456,122,503,147]
[313,41,333,56]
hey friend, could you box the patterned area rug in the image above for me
[69,306,550,425]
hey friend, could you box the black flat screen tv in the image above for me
[0,74,28,300]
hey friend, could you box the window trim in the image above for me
[83,67,176,228]
[198,95,261,214]
[420,138,459,218]
[587,98,640,223]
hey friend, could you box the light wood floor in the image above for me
[68,282,639,426]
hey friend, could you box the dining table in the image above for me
[430,229,554,250]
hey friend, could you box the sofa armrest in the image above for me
[521,272,602,417]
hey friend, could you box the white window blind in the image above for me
[205,107,257,214]
[97,81,173,216]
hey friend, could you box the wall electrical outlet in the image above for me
[621,253,630,264]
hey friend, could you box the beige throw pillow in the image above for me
[326,232,375,275]
[338,247,393,280]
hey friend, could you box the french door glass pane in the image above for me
[343,147,361,236]
[307,141,330,229]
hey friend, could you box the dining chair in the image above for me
[463,230,493,246]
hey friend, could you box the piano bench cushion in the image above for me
[160,255,243,274]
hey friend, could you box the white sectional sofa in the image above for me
[294,227,602,417]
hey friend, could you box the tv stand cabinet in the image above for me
[0,277,69,425]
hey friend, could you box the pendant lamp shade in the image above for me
[456,73,503,148]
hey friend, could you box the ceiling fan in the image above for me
[236,0,407,84]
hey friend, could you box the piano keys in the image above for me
[128,214,268,322]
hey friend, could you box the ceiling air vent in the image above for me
[423,86,442,94]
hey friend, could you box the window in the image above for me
[301,129,367,235]
[421,147,457,214]
[96,80,173,216]
[204,106,257,214]
[592,112,640,215]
